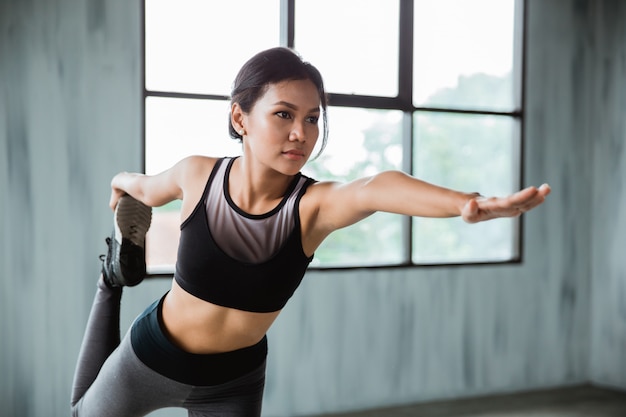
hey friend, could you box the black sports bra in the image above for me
[174,157,315,313]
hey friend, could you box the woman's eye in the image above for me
[306,116,319,124]
[276,111,291,119]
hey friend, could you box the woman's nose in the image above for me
[289,122,306,142]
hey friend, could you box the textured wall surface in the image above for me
[587,1,626,391]
[0,1,624,417]
[0,0,143,415]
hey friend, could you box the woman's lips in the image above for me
[282,150,305,160]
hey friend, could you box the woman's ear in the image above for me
[231,102,245,134]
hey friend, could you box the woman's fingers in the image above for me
[463,184,550,223]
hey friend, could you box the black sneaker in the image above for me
[101,195,152,287]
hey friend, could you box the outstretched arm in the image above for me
[312,170,551,233]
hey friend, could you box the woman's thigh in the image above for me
[72,333,267,417]
[72,333,191,417]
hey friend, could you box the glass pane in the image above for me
[412,112,519,263]
[145,0,280,95]
[413,0,517,111]
[145,97,242,270]
[295,0,399,97]
[303,107,404,267]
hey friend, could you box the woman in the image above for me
[71,47,550,417]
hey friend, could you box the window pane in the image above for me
[295,0,399,97]
[145,0,280,95]
[412,112,519,263]
[303,107,404,267]
[413,0,517,111]
[145,97,242,174]
[145,97,242,270]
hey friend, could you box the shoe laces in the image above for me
[99,237,113,262]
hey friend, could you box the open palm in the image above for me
[462,184,551,224]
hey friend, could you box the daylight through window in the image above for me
[143,0,524,272]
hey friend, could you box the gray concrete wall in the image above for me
[0,0,143,414]
[0,1,624,416]
[587,1,626,391]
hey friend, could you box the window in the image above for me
[143,0,524,272]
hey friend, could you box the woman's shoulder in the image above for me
[176,155,222,175]
[302,179,340,197]
[179,155,220,168]
[299,179,340,212]
[174,155,225,189]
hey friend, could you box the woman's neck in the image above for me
[228,156,295,215]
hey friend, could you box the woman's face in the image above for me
[239,79,321,176]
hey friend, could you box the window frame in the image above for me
[141,0,527,274]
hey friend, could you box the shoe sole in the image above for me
[114,195,152,247]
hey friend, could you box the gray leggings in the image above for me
[70,278,266,417]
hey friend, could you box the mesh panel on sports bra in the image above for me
[206,158,308,264]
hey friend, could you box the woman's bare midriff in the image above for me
[160,279,281,354]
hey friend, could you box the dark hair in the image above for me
[229,47,329,158]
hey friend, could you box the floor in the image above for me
[310,385,626,417]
